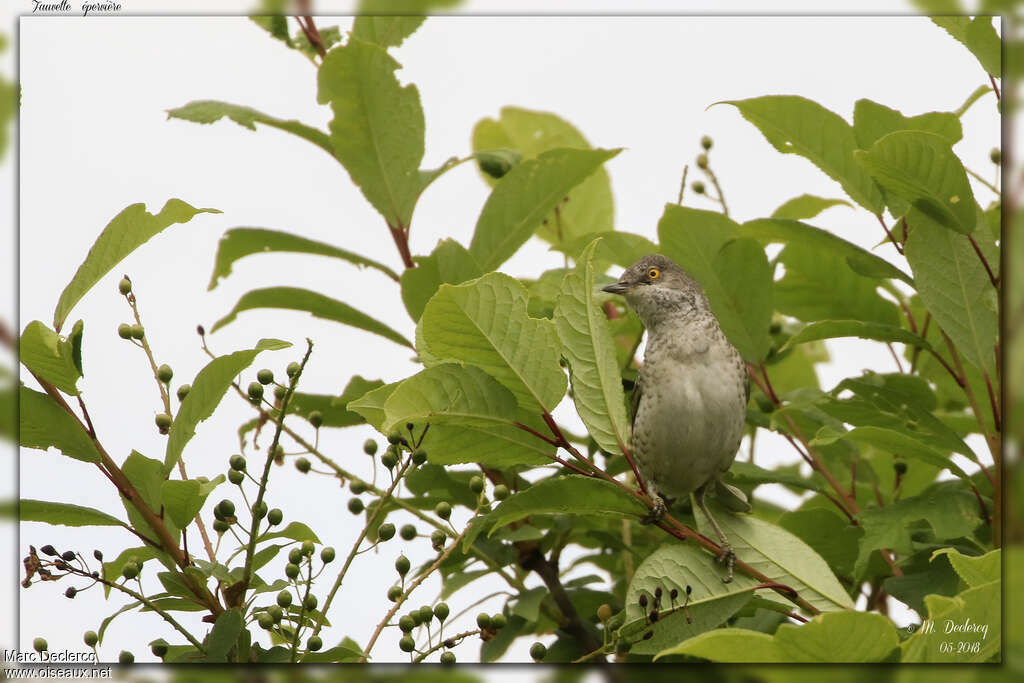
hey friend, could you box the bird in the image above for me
[602,254,749,582]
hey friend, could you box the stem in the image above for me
[885,343,905,373]
[388,224,416,270]
[967,234,999,288]
[702,165,729,216]
[520,546,603,658]
[940,330,1001,467]
[989,73,1000,101]
[94,573,206,653]
[875,214,904,254]
[295,1,327,59]
[676,165,689,205]
[966,166,1000,196]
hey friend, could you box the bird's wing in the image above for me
[630,372,643,429]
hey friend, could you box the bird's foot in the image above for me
[640,495,667,525]
[715,545,736,583]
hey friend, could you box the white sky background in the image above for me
[11,5,1001,666]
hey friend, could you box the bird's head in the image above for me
[601,254,709,327]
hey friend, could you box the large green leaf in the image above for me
[381,364,554,467]
[53,199,220,332]
[208,227,398,290]
[471,106,616,247]
[165,339,291,473]
[210,287,413,349]
[468,148,621,271]
[656,628,784,662]
[853,99,962,151]
[21,500,126,528]
[400,238,482,322]
[904,216,997,374]
[856,131,976,234]
[351,15,425,48]
[161,475,224,529]
[552,231,658,269]
[20,386,101,463]
[931,547,1000,588]
[739,218,913,285]
[778,507,861,579]
[720,95,884,212]
[621,543,759,656]
[931,16,1001,77]
[419,272,567,412]
[206,608,245,663]
[657,205,773,361]
[317,38,424,228]
[167,101,335,159]
[694,501,854,613]
[901,579,999,662]
[20,320,82,396]
[812,425,972,482]
[770,195,852,220]
[553,239,630,454]
[780,320,932,354]
[345,382,398,430]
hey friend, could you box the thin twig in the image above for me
[967,234,999,288]
[875,214,903,254]
[885,343,905,373]
[989,73,1000,101]
[676,165,689,205]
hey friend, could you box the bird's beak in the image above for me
[602,281,629,295]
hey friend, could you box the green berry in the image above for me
[303,594,318,610]
[229,455,246,471]
[308,410,323,429]
[430,530,446,549]
[213,519,229,533]
[217,499,235,518]
[84,631,98,647]
[434,501,452,520]
[122,562,139,580]
[248,381,264,402]
[434,602,450,622]
[395,555,411,576]
[476,613,491,630]
[277,590,292,608]
[399,615,415,632]
[118,650,134,664]
[400,524,417,541]
[273,385,287,400]
[491,613,507,629]
[253,501,267,519]
[691,180,706,194]
[285,563,300,580]
[388,585,403,602]
[419,605,434,624]
[307,635,322,652]
[228,469,244,485]
[399,635,416,653]
[493,484,509,500]
[33,637,47,653]
[301,540,315,556]
[363,439,378,456]
[320,546,336,564]
[991,147,1001,164]
[440,651,456,664]
[257,368,274,385]
[469,476,484,494]
[289,547,303,565]
[157,364,173,383]
[286,361,300,378]
[348,498,364,514]
[176,384,191,401]
[295,457,311,474]
[129,324,144,340]
[268,605,283,622]
[410,608,425,626]
[530,642,547,661]
[350,479,368,494]
[377,523,396,542]
[118,277,132,295]
[258,613,274,629]
[151,642,168,658]
[155,413,172,431]
[412,448,427,465]
[387,431,403,445]
[701,135,713,150]
[117,323,132,339]
[381,450,399,470]
[696,153,709,169]
[268,508,283,526]
[597,603,613,622]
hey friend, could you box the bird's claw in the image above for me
[640,496,667,525]
[716,547,736,583]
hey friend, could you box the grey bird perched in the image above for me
[602,254,749,582]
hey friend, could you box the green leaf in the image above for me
[53,199,220,332]
[720,95,884,213]
[904,217,997,374]
[208,227,398,290]
[161,475,224,529]
[345,382,398,430]
[317,38,424,228]
[778,507,861,579]
[468,148,621,270]
[280,377,386,430]
[694,501,854,613]
[381,364,554,467]
[206,608,244,662]
[101,546,167,597]
[770,195,853,220]
[931,16,1001,77]
[292,25,342,59]
[256,521,321,544]
[19,386,101,463]
[210,287,413,349]
[931,547,1000,588]
[658,205,773,361]
[780,320,932,354]
[20,500,125,528]
[19,320,83,395]
[812,426,972,482]
[249,15,293,47]
[624,543,759,656]
[727,461,827,495]
[739,217,913,285]
[167,101,335,160]
[856,131,976,233]
[400,239,482,322]
[657,628,785,662]
[351,15,425,48]
[853,99,962,149]
[165,339,291,473]
[419,272,567,412]
[954,84,992,117]
[553,239,630,454]
[901,579,999,662]
[471,107,616,248]
[552,231,658,269]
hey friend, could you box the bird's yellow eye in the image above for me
[648,267,660,279]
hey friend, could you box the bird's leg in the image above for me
[640,490,668,525]
[698,484,735,583]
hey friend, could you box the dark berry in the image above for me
[348,498,364,514]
